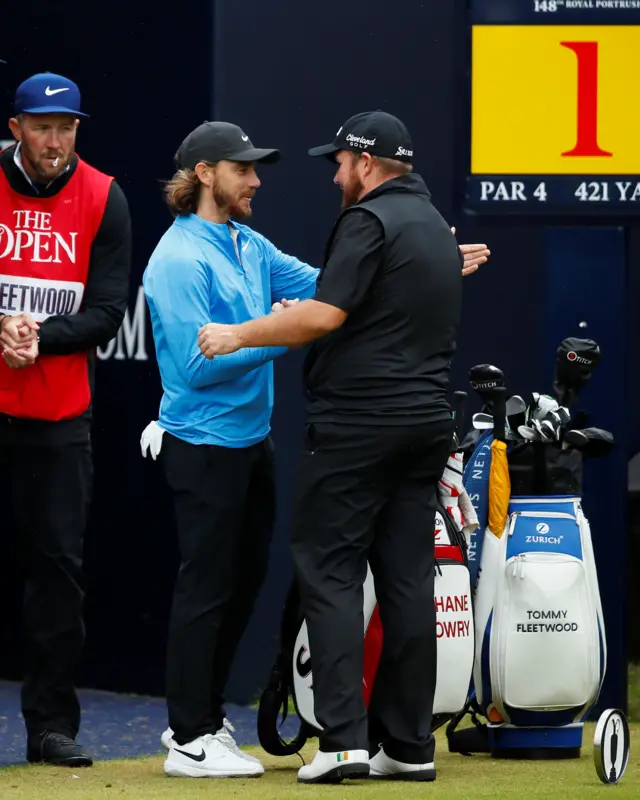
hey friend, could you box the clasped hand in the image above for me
[197,298,299,359]
[0,312,40,369]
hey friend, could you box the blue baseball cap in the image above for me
[14,72,89,117]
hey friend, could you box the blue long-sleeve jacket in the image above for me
[143,214,319,447]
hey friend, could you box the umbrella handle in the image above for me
[492,386,507,443]
[453,391,467,445]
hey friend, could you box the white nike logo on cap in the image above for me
[45,87,70,96]
[241,135,249,142]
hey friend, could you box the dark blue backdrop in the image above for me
[1,0,635,713]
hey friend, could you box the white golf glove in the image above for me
[438,451,479,545]
[140,420,165,460]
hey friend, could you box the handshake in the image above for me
[270,297,300,315]
[197,297,300,360]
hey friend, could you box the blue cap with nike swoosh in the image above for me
[14,72,89,117]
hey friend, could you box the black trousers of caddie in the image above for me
[291,418,454,763]
[161,433,275,745]
[0,414,92,741]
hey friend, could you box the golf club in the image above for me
[469,364,505,414]
[472,412,493,430]
[518,424,539,442]
[553,338,601,408]
[578,427,615,459]
[526,392,540,425]
[533,394,560,422]
[506,395,527,436]
[562,429,589,450]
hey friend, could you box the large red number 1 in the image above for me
[560,41,612,158]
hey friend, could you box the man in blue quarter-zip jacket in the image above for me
[142,120,490,780]
[141,121,319,779]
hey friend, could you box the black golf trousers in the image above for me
[0,414,92,741]
[162,433,275,745]
[291,419,454,763]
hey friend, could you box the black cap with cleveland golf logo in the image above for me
[308,110,414,163]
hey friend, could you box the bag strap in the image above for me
[437,498,470,564]
[257,581,311,757]
[446,694,491,755]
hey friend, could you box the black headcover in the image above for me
[469,364,505,413]
[553,338,601,407]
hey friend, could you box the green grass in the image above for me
[0,727,638,800]
[1,664,638,799]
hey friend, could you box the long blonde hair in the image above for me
[163,156,218,216]
[163,167,201,216]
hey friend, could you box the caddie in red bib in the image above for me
[0,71,131,767]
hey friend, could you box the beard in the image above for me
[20,142,67,184]
[341,173,364,210]
[213,184,253,221]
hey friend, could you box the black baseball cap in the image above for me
[176,121,281,169]
[308,110,414,163]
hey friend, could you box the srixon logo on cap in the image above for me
[567,351,593,365]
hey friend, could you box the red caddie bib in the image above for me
[0,155,112,420]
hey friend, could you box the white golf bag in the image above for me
[448,437,607,758]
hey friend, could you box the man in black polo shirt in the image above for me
[197,111,464,784]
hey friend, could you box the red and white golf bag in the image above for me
[257,452,477,756]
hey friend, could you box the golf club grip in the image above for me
[453,391,467,441]
[492,386,507,442]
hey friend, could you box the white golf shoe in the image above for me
[164,733,264,778]
[161,718,261,765]
[160,727,173,751]
[369,746,436,781]
[214,718,262,764]
[297,749,370,784]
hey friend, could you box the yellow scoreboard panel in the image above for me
[466,4,640,213]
